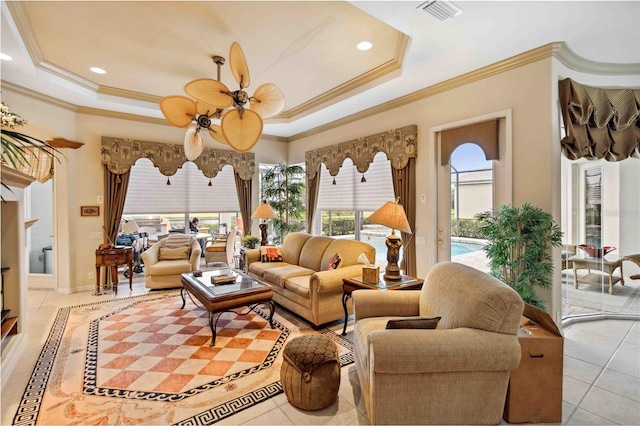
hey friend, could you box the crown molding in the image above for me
[553,42,640,75]
[7,3,99,93]
[76,106,169,126]
[98,86,161,104]
[287,42,640,141]
[0,81,77,112]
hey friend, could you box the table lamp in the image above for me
[367,200,412,280]
[251,201,277,246]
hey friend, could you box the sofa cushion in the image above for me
[386,316,441,330]
[299,236,334,271]
[283,275,312,298]
[163,234,194,248]
[321,239,375,270]
[159,246,189,260]
[281,233,313,265]
[148,259,192,276]
[249,261,289,278]
[205,241,225,252]
[263,265,315,287]
[260,246,283,262]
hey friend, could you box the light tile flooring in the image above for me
[1,282,639,425]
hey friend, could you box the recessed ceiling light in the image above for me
[90,67,107,74]
[0,53,13,61]
[357,41,372,51]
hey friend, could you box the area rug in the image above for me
[13,291,353,425]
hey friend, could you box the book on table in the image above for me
[211,274,237,285]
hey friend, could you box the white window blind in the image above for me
[316,153,395,211]
[123,159,240,214]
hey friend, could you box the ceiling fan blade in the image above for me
[159,96,197,128]
[229,41,250,89]
[221,109,263,153]
[184,79,233,108]
[184,126,205,161]
[250,83,286,119]
[208,125,228,145]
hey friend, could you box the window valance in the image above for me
[440,120,499,165]
[305,125,417,179]
[559,78,640,161]
[101,136,255,180]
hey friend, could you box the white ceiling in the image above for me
[1,1,639,139]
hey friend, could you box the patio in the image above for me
[452,251,640,318]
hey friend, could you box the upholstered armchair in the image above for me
[353,261,524,425]
[141,234,201,289]
[204,231,236,268]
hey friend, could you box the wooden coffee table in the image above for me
[341,274,424,335]
[181,269,275,346]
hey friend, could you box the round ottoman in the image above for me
[280,334,341,410]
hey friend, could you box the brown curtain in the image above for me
[306,169,321,234]
[441,120,499,165]
[392,157,416,277]
[559,78,640,161]
[235,173,253,237]
[103,165,131,244]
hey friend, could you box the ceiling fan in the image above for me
[159,42,285,159]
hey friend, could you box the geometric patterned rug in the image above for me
[12,291,353,425]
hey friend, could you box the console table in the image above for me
[95,246,133,295]
[569,255,624,295]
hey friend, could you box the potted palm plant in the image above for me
[1,101,58,196]
[475,203,563,311]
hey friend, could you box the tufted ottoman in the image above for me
[280,335,341,410]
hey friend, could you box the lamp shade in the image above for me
[251,201,277,219]
[367,201,412,234]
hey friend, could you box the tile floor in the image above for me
[1,282,639,425]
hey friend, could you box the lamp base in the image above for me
[383,233,403,281]
[259,222,269,246]
[383,267,402,281]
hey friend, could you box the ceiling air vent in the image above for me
[417,1,463,21]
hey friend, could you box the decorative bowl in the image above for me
[578,244,616,258]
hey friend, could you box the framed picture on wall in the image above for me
[81,206,100,217]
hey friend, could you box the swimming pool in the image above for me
[365,238,484,262]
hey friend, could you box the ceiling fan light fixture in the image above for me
[159,42,284,157]
[417,0,462,21]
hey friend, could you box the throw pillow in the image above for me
[260,246,283,262]
[327,252,342,270]
[159,246,190,260]
[385,316,441,330]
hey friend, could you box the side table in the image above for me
[569,255,624,295]
[341,274,424,335]
[95,246,133,295]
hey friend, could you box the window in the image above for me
[316,153,395,265]
[123,159,240,234]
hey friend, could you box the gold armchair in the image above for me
[353,261,524,425]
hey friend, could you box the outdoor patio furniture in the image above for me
[622,254,640,280]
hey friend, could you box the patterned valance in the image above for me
[559,78,640,161]
[101,137,255,181]
[305,125,417,179]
